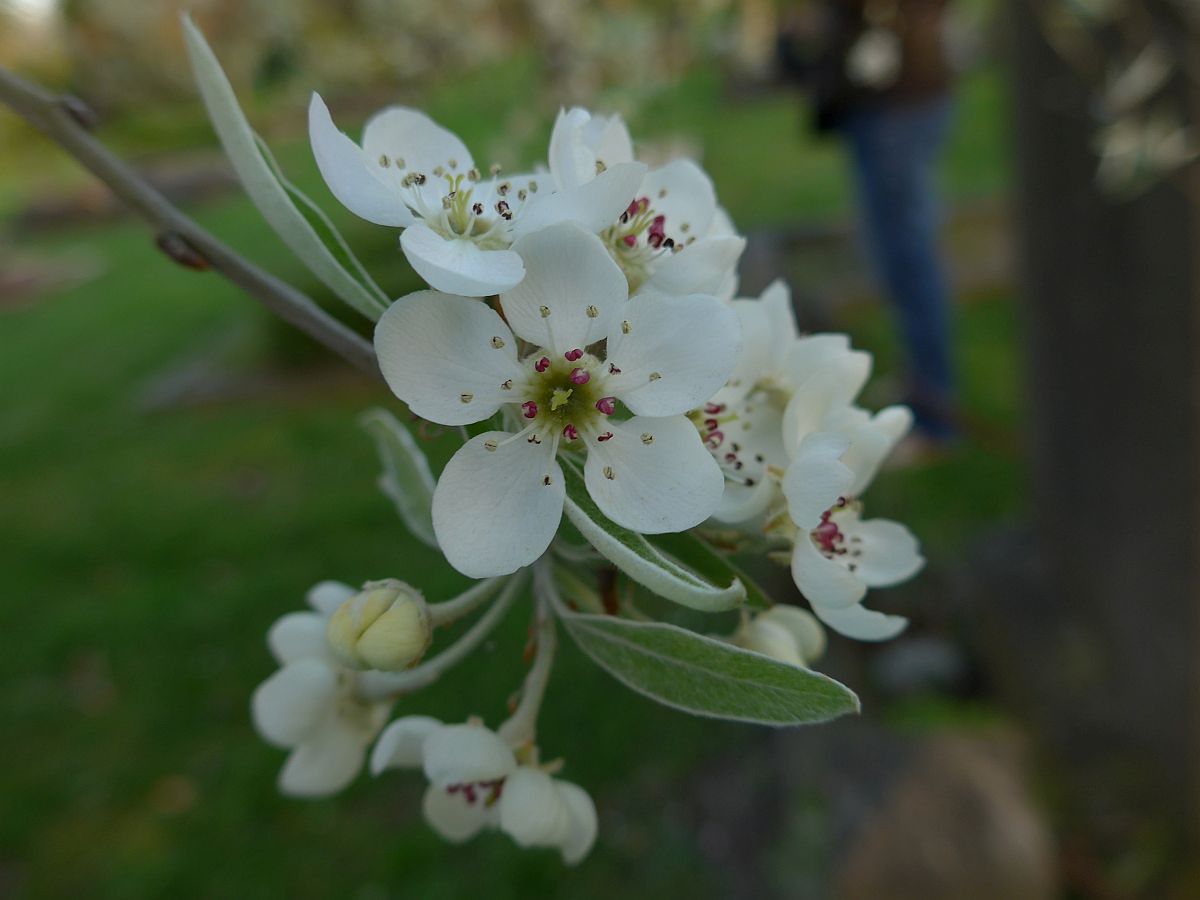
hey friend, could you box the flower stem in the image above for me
[0,65,380,377]
[357,571,526,702]
[427,577,504,628]
[497,559,558,746]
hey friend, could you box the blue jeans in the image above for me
[841,96,956,439]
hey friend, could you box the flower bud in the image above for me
[326,580,431,671]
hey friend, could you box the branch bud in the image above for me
[326,580,432,671]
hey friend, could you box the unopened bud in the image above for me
[327,580,431,671]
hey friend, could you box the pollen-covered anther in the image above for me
[539,305,551,318]
[467,167,480,181]
[433,165,446,177]
[641,432,654,445]
[608,363,621,374]
[542,475,553,486]
[648,372,662,382]
[603,466,615,480]
[595,160,607,174]
[597,431,614,442]
[489,163,502,176]
[501,379,513,390]
[497,182,511,196]
[569,368,590,385]
[621,320,631,334]
[585,305,599,318]
[595,397,616,416]
[484,439,498,452]
[448,158,459,170]
[473,202,484,215]
[460,392,473,403]
[528,180,538,192]
[518,189,527,201]
[378,154,389,167]
[564,348,583,362]
[521,401,538,418]
[490,336,505,349]
[534,356,550,373]
[496,200,512,220]
[562,424,579,441]
[395,157,406,169]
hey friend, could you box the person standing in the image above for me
[780,0,959,442]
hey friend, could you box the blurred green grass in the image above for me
[1,58,1020,898]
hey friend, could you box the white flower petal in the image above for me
[845,518,925,587]
[605,293,740,417]
[399,222,525,297]
[374,291,523,427]
[499,768,572,848]
[584,416,724,533]
[432,432,565,578]
[814,602,908,642]
[760,605,827,664]
[839,406,913,496]
[584,114,634,168]
[252,658,337,749]
[557,780,599,865]
[422,722,516,786]
[548,107,596,191]
[369,715,444,775]
[782,432,855,528]
[782,357,872,453]
[708,299,773,409]
[307,580,356,617]
[513,161,647,238]
[642,158,717,240]
[791,537,868,610]
[422,783,495,843]
[503,224,627,351]
[758,279,800,374]
[267,612,332,665]
[361,106,473,211]
[308,94,413,227]
[643,235,746,296]
[278,719,367,797]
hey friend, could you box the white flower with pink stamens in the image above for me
[374,223,740,577]
[780,430,924,642]
[370,717,597,865]
[309,95,646,297]
[547,107,746,296]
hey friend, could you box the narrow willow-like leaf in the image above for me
[182,16,389,320]
[559,459,745,612]
[360,408,437,548]
[550,586,859,726]
[648,531,772,610]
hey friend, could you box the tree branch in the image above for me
[0,65,381,379]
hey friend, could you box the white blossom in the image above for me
[547,107,745,296]
[370,717,597,865]
[308,94,647,296]
[325,579,432,672]
[780,430,923,641]
[374,223,739,577]
[252,581,390,797]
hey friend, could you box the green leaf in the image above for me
[559,459,745,612]
[648,531,773,610]
[182,16,389,321]
[551,589,859,726]
[360,408,437,548]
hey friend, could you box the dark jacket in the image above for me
[778,0,954,132]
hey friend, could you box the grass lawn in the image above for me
[1,55,1022,898]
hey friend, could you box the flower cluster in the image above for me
[242,96,925,865]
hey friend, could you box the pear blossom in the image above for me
[732,605,827,667]
[547,107,746,296]
[780,430,923,641]
[374,223,739,578]
[308,94,647,296]
[325,579,432,672]
[252,581,390,797]
[697,281,874,524]
[370,717,597,864]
